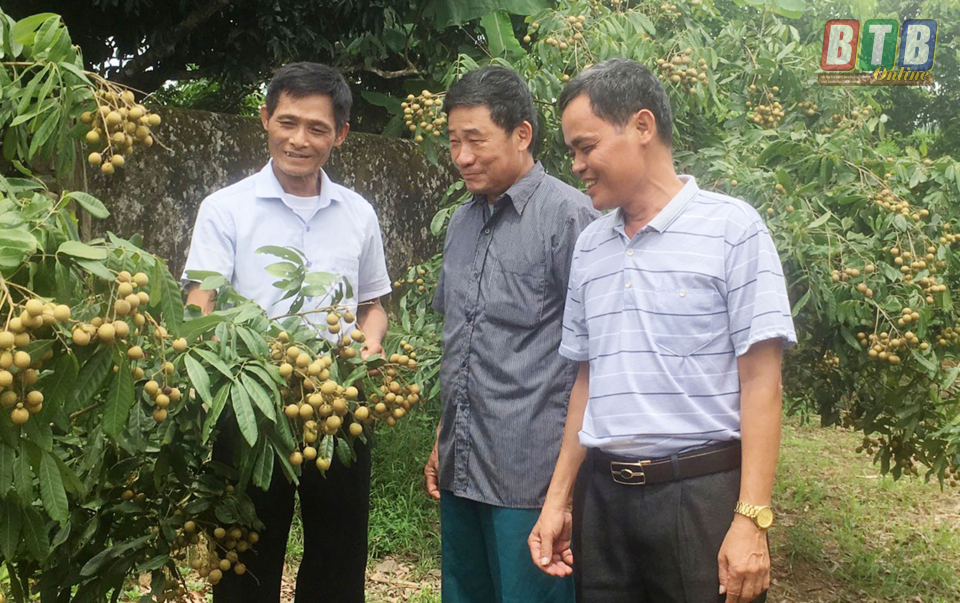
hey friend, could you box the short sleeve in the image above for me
[725,220,797,357]
[559,246,589,362]
[551,204,599,291]
[181,199,237,284]
[356,209,392,302]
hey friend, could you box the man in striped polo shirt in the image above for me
[529,59,797,603]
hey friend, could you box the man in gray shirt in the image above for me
[424,66,598,602]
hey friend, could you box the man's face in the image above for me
[561,94,644,211]
[260,92,348,191]
[447,105,531,200]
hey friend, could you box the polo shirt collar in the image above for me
[610,174,699,234]
[471,161,546,216]
[254,160,345,206]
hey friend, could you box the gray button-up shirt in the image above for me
[432,162,599,508]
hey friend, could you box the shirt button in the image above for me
[306,226,311,232]
[625,281,632,289]
[307,261,312,268]
[460,359,467,368]
[627,249,634,256]
[483,228,491,235]
[679,290,686,297]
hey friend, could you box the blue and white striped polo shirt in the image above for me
[560,176,797,458]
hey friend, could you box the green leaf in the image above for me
[11,13,57,46]
[252,441,274,490]
[62,191,109,219]
[319,435,334,465]
[193,348,234,380]
[236,326,269,357]
[424,0,552,26]
[57,240,107,260]
[51,453,84,497]
[152,259,184,337]
[38,451,68,523]
[41,352,78,429]
[21,505,49,561]
[202,384,231,444]
[13,449,33,501]
[359,91,402,113]
[184,353,213,404]
[480,11,524,59]
[0,443,13,496]
[256,246,304,264]
[231,381,259,447]
[241,373,277,422]
[264,261,299,278]
[336,436,354,467]
[179,314,226,342]
[103,360,135,439]
[627,11,656,36]
[808,211,833,229]
[79,535,150,577]
[0,226,38,270]
[0,500,21,561]
[773,0,806,19]
[75,258,115,281]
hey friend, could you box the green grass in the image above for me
[772,416,960,602]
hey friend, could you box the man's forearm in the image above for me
[736,338,783,506]
[356,298,388,348]
[543,361,590,509]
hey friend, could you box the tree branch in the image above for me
[342,57,421,80]
[120,0,234,81]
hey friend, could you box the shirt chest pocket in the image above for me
[310,254,360,296]
[482,257,545,328]
[648,288,726,356]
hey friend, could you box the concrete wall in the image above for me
[83,107,458,281]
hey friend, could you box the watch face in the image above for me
[756,507,774,529]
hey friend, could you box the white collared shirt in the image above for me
[182,161,392,321]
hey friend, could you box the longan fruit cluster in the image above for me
[657,49,708,94]
[80,88,161,175]
[823,105,873,133]
[797,100,818,116]
[538,14,587,54]
[402,91,445,143]
[935,319,960,347]
[182,523,259,586]
[859,329,924,364]
[1,298,71,425]
[746,85,785,126]
[393,265,428,293]
[818,350,841,369]
[887,246,939,286]
[654,1,684,19]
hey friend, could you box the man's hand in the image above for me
[527,505,574,577]
[360,339,383,361]
[424,434,441,500]
[718,515,770,603]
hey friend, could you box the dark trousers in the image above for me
[572,450,767,603]
[212,438,371,603]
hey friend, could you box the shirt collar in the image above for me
[471,161,546,216]
[610,174,699,235]
[255,160,345,206]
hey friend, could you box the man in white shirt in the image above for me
[182,62,390,603]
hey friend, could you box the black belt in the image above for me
[589,441,741,486]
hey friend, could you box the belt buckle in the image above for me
[610,460,649,485]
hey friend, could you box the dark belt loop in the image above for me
[669,453,681,480]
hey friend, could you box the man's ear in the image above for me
[334,122,351,147]
[260,105,270,130]
[634,109,658,145]
[516,120,534,153]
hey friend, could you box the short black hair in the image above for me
[265,62,352,130]
[558,58,673,147]
[443,65,539,152]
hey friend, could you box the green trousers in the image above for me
[441,491,576,603]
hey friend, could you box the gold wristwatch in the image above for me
[735,501,775,530]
